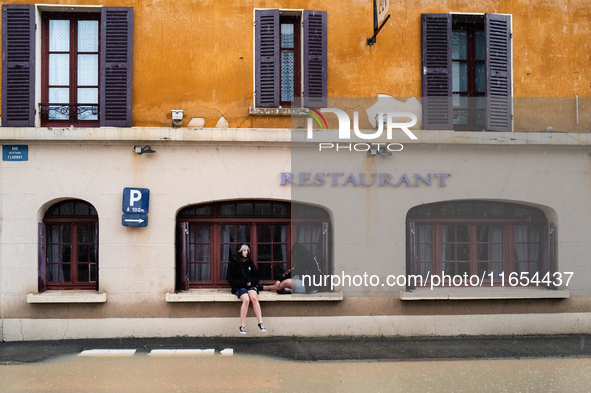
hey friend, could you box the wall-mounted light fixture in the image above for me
[370,147,392,157]
[134,146,156,154]
[171,110,184,127]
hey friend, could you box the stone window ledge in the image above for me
[248,106,307,116]
[399,287,570,301]
[165,289,343,302]
[27,291,107,304]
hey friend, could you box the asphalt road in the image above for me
[1,334,590,364]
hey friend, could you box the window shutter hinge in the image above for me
[35,23,37,30]
[510,33,513,38]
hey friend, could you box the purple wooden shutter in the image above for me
[38,223,47,292]
[421,14,452,130]
[303,10,327,108]
[542,222,555,289]
[255,9,279,108]
[176,222,189,291]
[100,7,133,127]
[407,222,417,290]
[94,222,99,290]
[485,13,512,132]
[2,4,35,127]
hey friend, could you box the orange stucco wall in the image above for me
[1,0,590,129]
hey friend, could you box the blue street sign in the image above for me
[122,213,149,227]
[2,145,28,161]
[122,187,150,213]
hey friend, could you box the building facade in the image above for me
[0,0,590,341]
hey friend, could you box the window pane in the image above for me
[475,63,485,93]
[195,226,210,243]
[457,244,470,260]
[442,244,454,261]
[78,263,89,282]
[49,264,59,281]
[281,23,294,48]
[78,88,98,120]
[491,244,505,261]
[61,225,71,243]
[477,225,489,242]
[419,225,432,243]
[220,263,229,280]
[477,244,489,261]
[236,226,250,243]
[189,244,195,262]
[49,20,70,51]
[419,263,431,279]
[78,225,89,243]
[60,202,74,215]
[196,264,211,281]
[61,245,71,262]
[514,244,527,261]
[477,262,488,277]
[457,262,470,276]
[419,244,432,262]
[220,244,232,262]
[220,204,235,216]
[196,245,210,262]
[273,244,287,261]
[452,62,468,92]
[257,225,272,242]
[255,203,272,216]
[529,244,541,261]
[456,204,472,217]
[48,245,59,263]
[74,202,90,216]
[89,244,96,262]
[281,50,294,102]
[452,30,467,60]
[273,225,286,242]
[61,264,71,282]
[474,203,490,217]
[457,225,469,242]
[236,203,253,216]
[78,245,89,262]
[78,55,98,86]
[48,88,70,120]
[258,244,271,261]
[475,31,485,61]
[441,204,455,216]
[78,20,98,52]
[49,54,70,86]
[441,225,454,242]
[89,263,97,282]
[273,204,287,216]
[442,262,455,276]
[258,263,272,280]
[529,226,541,242]
[297,225,311,243]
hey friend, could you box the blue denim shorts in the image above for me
[234,286,258,299]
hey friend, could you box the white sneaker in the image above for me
[239,326,246,335]
[258,323,266,332]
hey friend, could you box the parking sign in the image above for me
[122,187,150,213]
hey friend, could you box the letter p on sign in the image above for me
[122,187,150,214]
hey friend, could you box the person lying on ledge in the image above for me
[258,243,321,294]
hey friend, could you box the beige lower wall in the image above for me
[3,312,591,341]
[1,132,590,338]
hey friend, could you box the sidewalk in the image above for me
[1,334,590,364]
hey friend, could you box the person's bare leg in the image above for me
[239,293,250,327]
[263,281,281,291]
[248,290,263,324]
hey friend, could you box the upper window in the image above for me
[1,5,133,128]
[41,13,100,127]
[406,201,554,288]
[421,13,512,132]
[39,200,99,291]
[254,9,327,109]
[176,201,330,290]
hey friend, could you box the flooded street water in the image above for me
[1,353,591,392]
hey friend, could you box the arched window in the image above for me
[176,201,330,290]
[39,200,98,291]
[406,201,554,288]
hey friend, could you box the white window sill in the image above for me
[27,291,107,304]
[165,289,343,302]
[248,106,307,116]
[399,287,570,301]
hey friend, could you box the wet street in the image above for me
[1,352,591,392]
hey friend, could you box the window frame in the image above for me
[253,9,327,110]
[40,12,101,128]
[176,201,330,290]
[279,15,301,108]
[41,199,99,291]
[407,201,550,288]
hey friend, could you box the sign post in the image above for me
[122,187,150,227]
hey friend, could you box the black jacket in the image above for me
[226,256,259,294]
